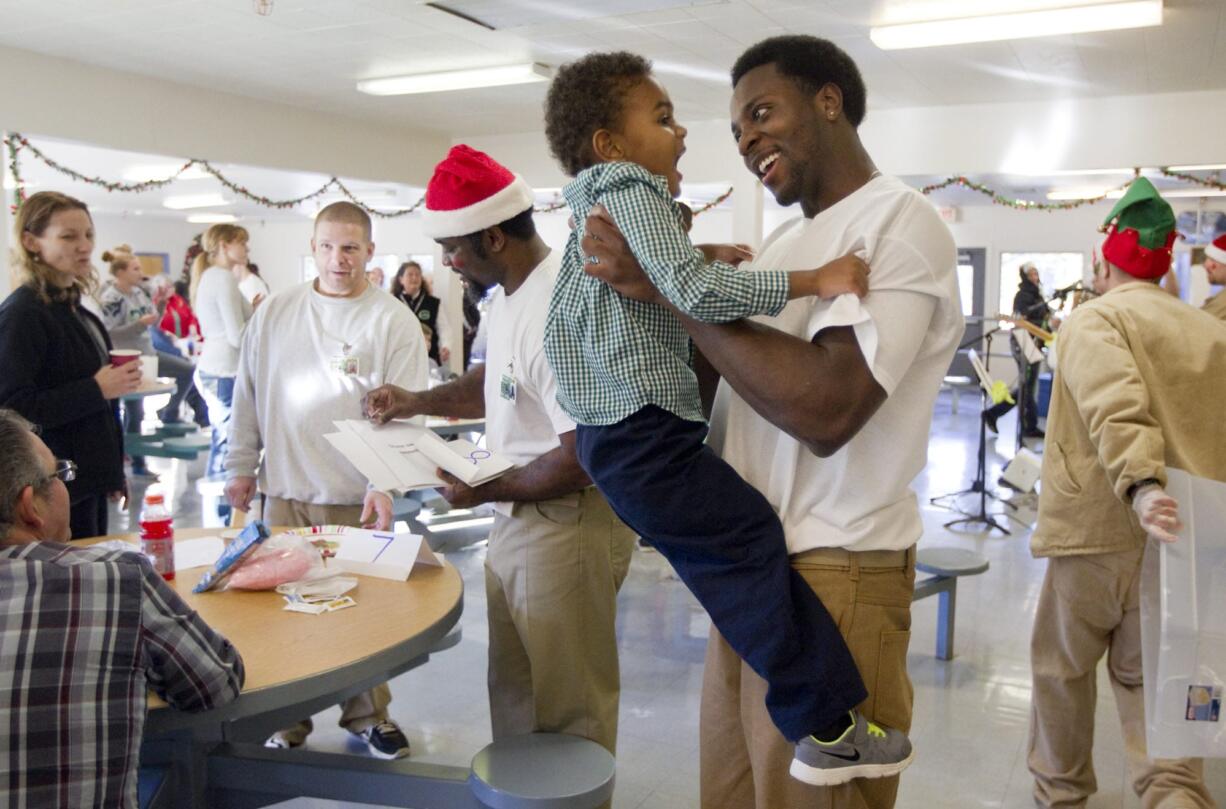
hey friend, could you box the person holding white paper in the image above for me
[1027,178,1226,809]
[363,146,636,786]
[224,201,427,761]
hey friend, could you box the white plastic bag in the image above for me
[1140,468,1226,758]
[224,534,326,591]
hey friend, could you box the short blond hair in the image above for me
[315,201,372,242]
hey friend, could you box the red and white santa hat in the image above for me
[1205,233,1226,264]
[422,145,534,239]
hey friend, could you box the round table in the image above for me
[88,528,464,807]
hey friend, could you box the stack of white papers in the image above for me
[324,419,513,492]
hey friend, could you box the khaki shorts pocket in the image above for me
[872,629,914,733]
[532,500,582,527]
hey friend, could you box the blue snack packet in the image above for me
[192,521,271,593]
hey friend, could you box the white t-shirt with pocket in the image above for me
[483,250,577,516]
[708,175,963,553]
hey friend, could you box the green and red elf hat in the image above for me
[1100,177,1176,279]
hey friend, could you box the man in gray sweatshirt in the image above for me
[224,201,428,759]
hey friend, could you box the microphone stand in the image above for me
[930,325,1016,535]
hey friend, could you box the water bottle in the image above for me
[140,490,175,581]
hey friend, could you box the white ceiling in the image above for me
[1,0,1224,137]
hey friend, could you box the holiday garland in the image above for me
[6,132,1225,219]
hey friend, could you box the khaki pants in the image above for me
[485,488,635,758]
[263,495,392,743]
[1028,549,1215,809]
[700,546,915,809]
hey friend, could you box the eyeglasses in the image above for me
[44,459,77,484]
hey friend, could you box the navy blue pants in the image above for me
[576,406,867,741]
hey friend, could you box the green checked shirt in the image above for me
[544,161,791,426]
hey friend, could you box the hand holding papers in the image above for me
[326,419,512,492]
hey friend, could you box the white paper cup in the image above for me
[139,355,158,383]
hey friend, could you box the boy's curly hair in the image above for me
[544,51,653,177]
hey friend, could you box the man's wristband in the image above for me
[1126,477,1162,503]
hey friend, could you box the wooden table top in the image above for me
[86,528,464,706]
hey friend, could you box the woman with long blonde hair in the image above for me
[190,223,253,485]
[0,191,141,538]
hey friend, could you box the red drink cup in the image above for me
[109,349,141,367]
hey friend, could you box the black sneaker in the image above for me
[357,720,411,760]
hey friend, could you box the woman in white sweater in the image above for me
[190,223,253,481]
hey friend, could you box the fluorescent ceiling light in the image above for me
[186,213,238,224]
[163,193,229,210]
[1049,186,1226,200]
[357,63,551,96]
[870,0,1162,50]
[1047,187,1114,200]
[124,163,209,182]
[1014,167,1138,177]
[1147,188,1226,198]
[1167,163,1226,172]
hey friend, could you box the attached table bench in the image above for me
[912,547,990,661]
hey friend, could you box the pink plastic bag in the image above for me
[225,535,325,591]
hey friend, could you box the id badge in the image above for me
[500,361,517,402]
[328,353,361,377]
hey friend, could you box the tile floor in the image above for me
[115,392,1225,808]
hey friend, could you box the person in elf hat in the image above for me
[1201,233,1226,321]
[1027,177,1226,809]
[362,147,637,797]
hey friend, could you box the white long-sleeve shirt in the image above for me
[195,266,251,376]
[226,280,428,505]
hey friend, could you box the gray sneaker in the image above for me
[791,711,914,786]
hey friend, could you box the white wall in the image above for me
[0,45,447,185]
[0,43,448,299]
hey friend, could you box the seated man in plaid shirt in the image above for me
[0,408,244,808]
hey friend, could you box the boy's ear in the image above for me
[591,129,624,163]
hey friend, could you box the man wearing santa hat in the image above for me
[1027,177,1226,809]
[363,146,636,781]
[1201,233,1226,321]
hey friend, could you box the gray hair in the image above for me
[0,409,46,537]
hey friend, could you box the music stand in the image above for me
[930,327,1016,535]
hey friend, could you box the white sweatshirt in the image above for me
[195,266,252,376]
[226,280,428,505]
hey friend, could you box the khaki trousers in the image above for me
[485,488,635,760]
[700,546,916,809]
[263,495,392,743]
[1028,549,1215,809]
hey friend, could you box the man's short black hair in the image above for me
[731,36,867,129]
[462,208,537,258]
[544,51,653,177]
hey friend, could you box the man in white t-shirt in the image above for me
[582,36,962,808]
[224,201,428,761]
[363,146,636,787]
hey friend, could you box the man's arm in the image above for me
[224,312,263,509]
[685,317,885,457]
[364,365,486,423]
[1057,310,1166,501]
[583,207,885,456]
[140,565,245,712]
[434,430,591,508]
